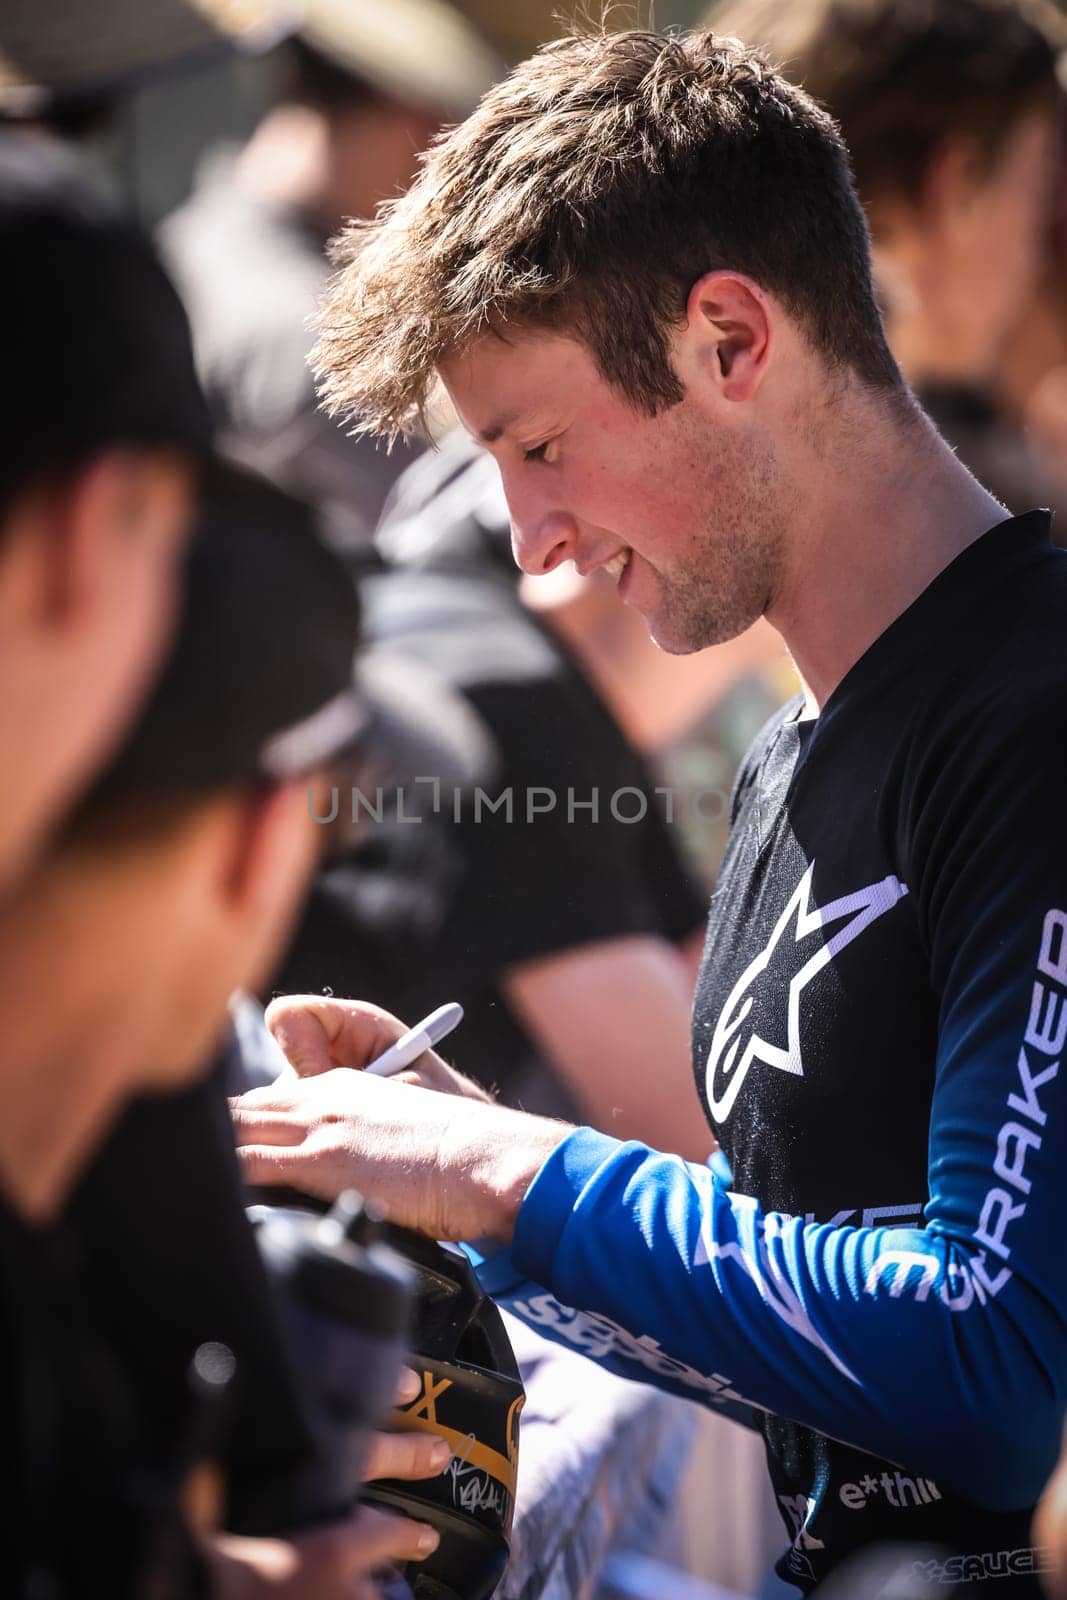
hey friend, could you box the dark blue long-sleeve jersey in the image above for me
[480,513,1067,1593]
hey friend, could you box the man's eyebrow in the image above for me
[479,411,519,444]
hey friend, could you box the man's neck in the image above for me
[0,874,134,1223]
[767,392,1006,713]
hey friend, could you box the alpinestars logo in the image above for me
[706,864,909,1121]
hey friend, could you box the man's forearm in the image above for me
[506,1128,1065,1511]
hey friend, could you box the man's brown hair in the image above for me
[313,26,904,442]
[707,0,1064,210]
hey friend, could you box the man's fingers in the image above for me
[395,1060,493,1103]
[394,1063,437,1090]
[235,1143,313,1190]
[266,995,410,1079]
[363,1429,452,1483]
[208,1506,439,1598]
[395,1367,422,1406]
[336,1504,439,1567]
[228,1106,306,1147]
[264,995,349,1079]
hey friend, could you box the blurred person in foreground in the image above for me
[0,32,447,1600]
[0,134,206,894]
[999,112,1067,514]
[0,466,442,1597]
[708,0,1066,522]
[233,26,1067,1595]
[161,0,499,550]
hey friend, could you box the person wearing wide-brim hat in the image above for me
[160,0,502,548]
[0,0,297,123]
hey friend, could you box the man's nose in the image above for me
[509,508,580,576]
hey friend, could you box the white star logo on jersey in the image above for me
[705,864,909,1122]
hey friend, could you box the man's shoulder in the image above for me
[888,566,1067,886]
[731,694,803,802]
[937,555,1067,750]
[946,511,1067,693]
[840,515,1067,778]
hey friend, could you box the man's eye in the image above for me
[523,441,550,463]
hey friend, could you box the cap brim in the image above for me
[335,649,498,796]
[0,0,299,116]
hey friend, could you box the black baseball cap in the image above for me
[83,460,371,809]
[0,132,213,518]
[76,454,497,822]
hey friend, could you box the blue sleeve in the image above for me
[511,703,1067,1512]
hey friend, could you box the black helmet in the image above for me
[362,1227,525,1600]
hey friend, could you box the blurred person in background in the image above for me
[0,464,443,1598]
[998,144,1067,513]
[0,18,448,1598]
[0,134,207,894]
[271,427,714,1158]
[708,0,1066,525]
[161,0,500,552]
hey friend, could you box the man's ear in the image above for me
[682,271,773,402]
[36,453,158,624]
[220,782,318,912]
[218,780,323,996]
[918,136,982,234]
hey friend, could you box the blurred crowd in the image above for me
[3,0,1067,1596]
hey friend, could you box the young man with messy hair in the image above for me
[234,28,1067,1592]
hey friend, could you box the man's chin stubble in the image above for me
[650,592,767,654]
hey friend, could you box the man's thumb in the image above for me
[264,996,335,1078]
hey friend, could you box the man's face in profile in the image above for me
[441,328,783,656]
